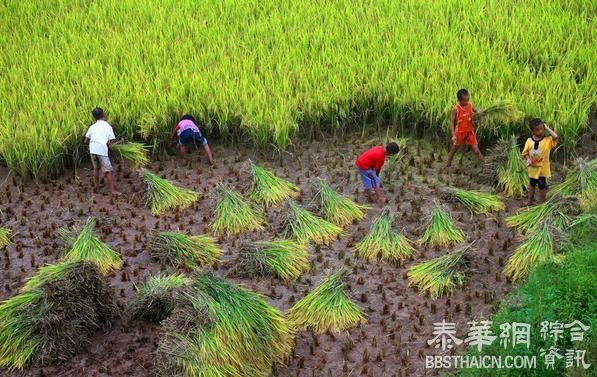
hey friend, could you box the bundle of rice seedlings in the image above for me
[419,202,465,247]
[482,136,527,197]
[0,227,11,249]
[443,187,505,214]
[407,245,471,298]
[58,217,123,275]
[150,231,220,268]
[281,201,342,245]
[312,179,367,227]
[0,261,117,370]
[472,103,522,132]
[210,184,265,234]
[111,141,150,168]
[288,269,365,333]
[551,158,596,210]
[506,195,580,234]
[503,222,563,282]
[247,162,300,207]
[355,207,415,264]
[132,273,193,322]
[235,240,310,280]
[141,169,199,216]
[155,273,294,377]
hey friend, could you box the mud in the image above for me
[0,133,566,377]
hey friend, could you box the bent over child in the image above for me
[355,142,400,205]
[172,114,214,164]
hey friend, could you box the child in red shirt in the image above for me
[355,142,400,204]
[446,89,484,167]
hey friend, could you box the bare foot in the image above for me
[522,200,533,207]
[111,190,122,197]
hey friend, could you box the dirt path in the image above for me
[0,134,547,377]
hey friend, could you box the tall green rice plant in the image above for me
[210,184,265,234]
[313,179,367,227]
[141,169,199,216]
[281,201,342,245]
[288,269,365,333]
[150,232,220,268]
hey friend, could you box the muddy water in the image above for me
[0,134,549,377]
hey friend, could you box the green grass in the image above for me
[247,162,299,207]
[1,1,594,177]
[313,179,367,227]
[281,201,342,245]
[141,169,199,216]
[150,231,220,268]
[288,269,365,333]
[238,240,310,280]
[355,207,415,264]
[58,217,123,275]
[0,227,11,249]
[419,202,465,247]
[444,187,505,214]
[407,245,471,299]
[132,273,193,322]
[210,184,265,235]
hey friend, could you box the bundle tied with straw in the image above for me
[407,245,472,298]
[155,273,294,377]
[281,201,342,245]
[111,141,150,168]
[210,184,265,234]
[58,217,123,275]
[288,269,365,333]
[150,231,220,268]
[313,179,367,227]
[0,261,117,370]
[443,187,505,214]
[132,273,193,322]
[355,207,415,264]
[247,161,299,207]
[419,202,465,247]
[506,194,581,234]
[0,227,11,249]
[235,240,310,280]
[141,169,199,216]
[503,221,564,282]
[551,157,596,210]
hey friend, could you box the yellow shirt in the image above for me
[522,135,557,179]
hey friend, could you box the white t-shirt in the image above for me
[85,120,115,157]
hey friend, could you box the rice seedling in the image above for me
[419,202,465,247]
[0,227,11,249]
[472,102,523,134]
[506,195,581,234]
[0,261,117,370]
[312,179,367,227]
[503,222,563,282]
[156,273,294,376]
[210,184,265,235]
[407,245,471,298]
[355,207,415,264]
[482,136,528,197]
[551,158,596,210]
[281,201,342,245]
[236,240,310,280]
[150,231,220,268]
[247,162,299,207]
[288,269,365,333]
[132,273,193,322]
[58,217,123,275]
[110,141,150,168]
[443,187,505,214]
[141,169,199,216]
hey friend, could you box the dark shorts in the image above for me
[529,177,547,190]
[178,129,207,146]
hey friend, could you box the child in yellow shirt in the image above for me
[522,118,559,205]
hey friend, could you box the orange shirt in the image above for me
[455,103,474,133]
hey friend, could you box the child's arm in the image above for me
[521,140,533,166]
[449,109,457,143]
[544,123,558,140]
[171,124,180,140]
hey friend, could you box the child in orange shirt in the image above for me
[446,89,484,167]
[522,118,559,205]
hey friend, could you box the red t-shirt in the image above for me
[355,146,386,172]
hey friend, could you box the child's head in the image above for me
[385,142,400,155]
[92,107,106,121]
[181,114,196,123]
[456,89,470,106]
[529,118,545,138]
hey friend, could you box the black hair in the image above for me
[181,114,196,123]
[456,89,469,101]
[91,107,105,120]
[529,118,544,130]
[386,142,400,155]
